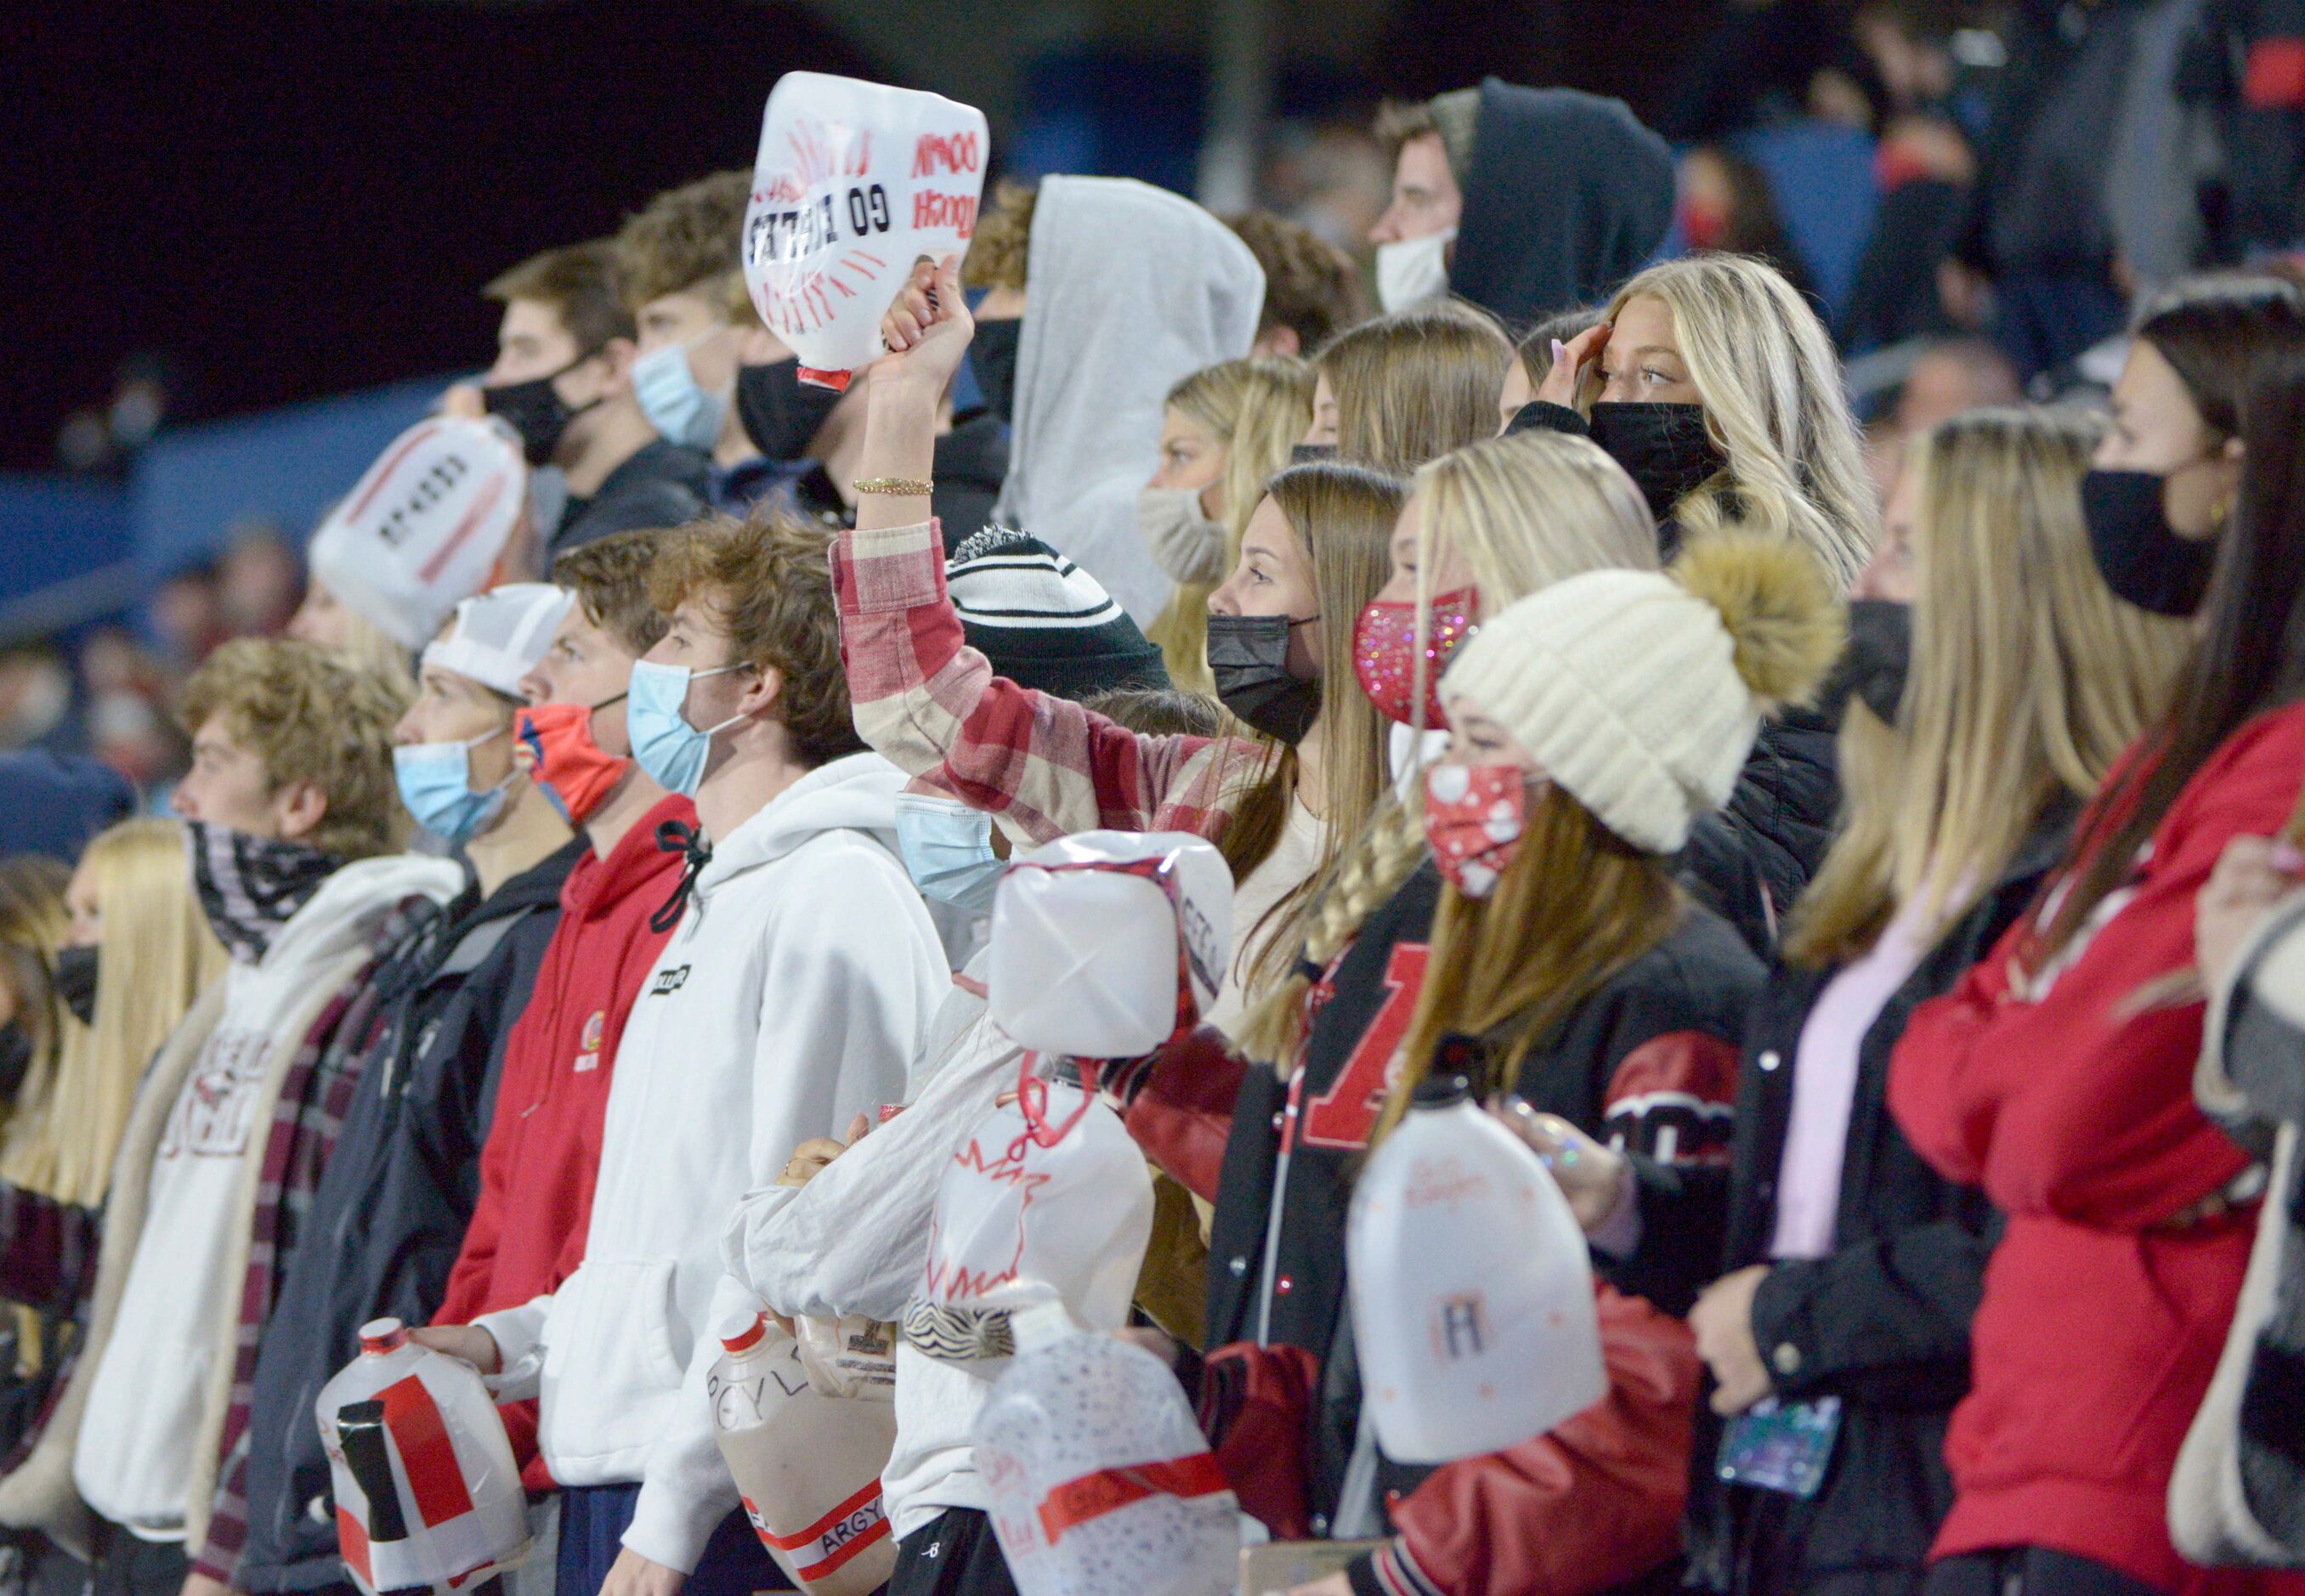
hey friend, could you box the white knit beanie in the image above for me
[1438,536,1844,853]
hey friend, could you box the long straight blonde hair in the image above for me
[1,820,226,1206]
[1787,410,2191,964]
[1376,785,1679,1140]
[1237,432,1661,1070]
[1219,462,1402,1005]
[1146,357,1317,693]
[1592,254,1878,589]
[1322,302,1515,473]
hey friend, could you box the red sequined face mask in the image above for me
[1352,590,1479,728]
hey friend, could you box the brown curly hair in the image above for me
[177,639,410,860]
[612,169,759,323]
[1224,210,1366,354]
[961,181,1038,291]
[647,511,865,770]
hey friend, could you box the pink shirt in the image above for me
[1768,895,1938,1259]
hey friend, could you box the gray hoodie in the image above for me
[991,176,1265,625]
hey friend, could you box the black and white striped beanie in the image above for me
[947,527,1169,700]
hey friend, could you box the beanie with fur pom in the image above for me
[1439,535,1843,852]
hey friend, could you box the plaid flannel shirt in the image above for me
[192,894,445,1584]
[830,519,1263,844]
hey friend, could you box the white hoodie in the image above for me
[478,753,944,1572]
[74,852,461,1537]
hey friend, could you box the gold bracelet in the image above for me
[853,476,935,496]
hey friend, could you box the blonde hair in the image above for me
[1378,786,1679,1139]
[1321,302,1514,473]
[1788,409,2189,963]
[1237,432,1660,1069]
[1,822,223,1208]
[1593,255,1879,588]
[1146,357,1318,692]
[1217,463,1401,1005]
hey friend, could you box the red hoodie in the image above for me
[1890,702,2305,1596]
[437,792,693,1485]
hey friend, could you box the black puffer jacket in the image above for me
[231,839,583,1593]
[1630,813,2075,1596]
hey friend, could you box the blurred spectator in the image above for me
[1842,111,1980,348]
[146,565,228,671]
[0,649,77,754]
[1257,121,1395,258]
[1951,0,2211,377]
[1679,144,1821,303]
[1224,209,1368,356]
[55,351,185,477]
[0,752,134,863]
[2181,0,2305,262]
[216,522,303,638]
[86,692,184,793]
[1863,336,2023,497]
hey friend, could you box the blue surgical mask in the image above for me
[627,659,752,798]
[631,334,730,453]
[394,728,513,842]
[894,794,1004,912]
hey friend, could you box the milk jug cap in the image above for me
[718,1306,771,1355]
[358,1318,408,1355]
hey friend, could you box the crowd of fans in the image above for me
[1,7,2304,1596]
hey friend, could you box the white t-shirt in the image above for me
[1205,796,1324,1039]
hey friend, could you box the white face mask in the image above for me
[1375,227,1457,313]
[1136,484,1229,586]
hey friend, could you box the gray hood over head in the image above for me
[990,175,1265,625]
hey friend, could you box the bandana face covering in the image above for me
[1354,590,1479,728]
[1587,403,1727,554]
[184,821,337,965]
[515,700,631,826]
[1423,763,1530,899]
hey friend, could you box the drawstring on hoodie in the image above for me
[652,819,713,934]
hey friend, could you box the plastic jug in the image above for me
[741,72,990,390]
[1346,1072,1606,1463]
[307,416,528,649]
[975,1303,1239,1596]
[710,1307,899,1596]
[985,831,1232,1061]
[314,1318,530,1596]
[910,1072,1153,1365]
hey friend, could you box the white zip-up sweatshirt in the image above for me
[477,754,944,1572]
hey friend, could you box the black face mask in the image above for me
[0,1021,31,1107]
[970,317,1023,423]
[54,945,98,1029]
[1206,613,1322,745]
[1819,598,1911,727]
[1588,403,1728,557]
[1290,443,1338,465]
[735,358,846,463]
[482,348,605,467]
[2081,467,2221,618]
